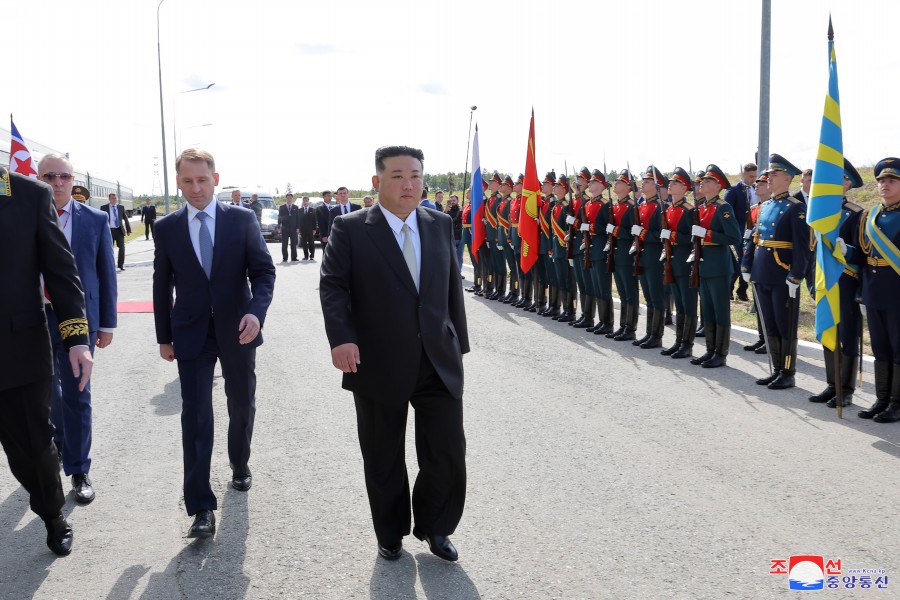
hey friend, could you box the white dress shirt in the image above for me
[186,200,217,267]
[378,204,421,283]
[57,198,74,244]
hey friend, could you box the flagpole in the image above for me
[462,106,477,200]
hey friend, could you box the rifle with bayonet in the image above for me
[577,166,593,270]
[605,160,617,274]
[630,163,643,276]
[689,166,703,289]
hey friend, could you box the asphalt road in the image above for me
[1,236,898,599]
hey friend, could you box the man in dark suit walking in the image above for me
[330,186,361,224]
[317,190,333,247]
[0,166,94,556]
[153,148,276,538]
[278,193,301,262]
[101,193,131,270]
[38,154,118,505]
[320,146,469,562]
[298,196,318,260]
[141,199,157,240]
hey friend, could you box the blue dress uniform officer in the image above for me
[660,167,699,359]
[742,154,811,388]
[584,169,615,334]
[808,158,864,408]
[570,166,595,328]
[690,164,742,368]
[632,166,669,349]
[550,175,576,322]
[845,158,900,422]
[607,169,640,340]
[498,175,519,304]
[537,172,558,315]
[484,172,505,300]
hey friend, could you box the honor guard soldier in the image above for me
[474,179,492,296]
[498,175,520,304]
[511,174,531,308]
[632,166,669,349]
[550,175,576,322]
[741,154,811,387]
[692,171,708,338]
[606,169,640,340]
[537,171,558,315]
[843,158,900,422]
[584,169,615,334]
[484,172,505,300]
[809,159,864,408]
[660,167,699,358]
[742,172,771,355]
[461,188,481,293]
[570,167,595,329]
[689,164,742,368]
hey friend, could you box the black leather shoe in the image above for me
[743,339,765,352]
[45,515,73,556]
[72,473,95,504]
[701,353,727,368]
[690,351,714,365]
[660,341,681,356]
[377,541,403,561]
[767,372,796,390]
[756,371,780,386]
[754,345,768,354]
[859,399,890,419]
[695,325,705,338]
[826,393,853,408]
[232,468,252,491]
[613,329,636,342]
[639,336,662,349]
[573,320,594,329]
[413,528,458,562]
[188,510,216,538]
[736,291,750,302]
[874,402,900,423]
[671,344,693,359]
[809,385,836,403]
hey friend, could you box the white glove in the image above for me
[631,224,643,236]
[860,304,867,317]
[835,237,847,256]
[786,280,800,299]
[659,229,671,240]
[496,244,504,250]
[743,229,752,240]
[565,215,576,225]
[580,223,590,232]
[742,272,751,283]
[686,251,695,263]
[629,244,637,255]
[482,218,488,224]
[605,223,615,234]
[580,242,586,251]
[485,241,490,248]
[659,250,667,262]
[568,259,574,266]
[564,234,570,243]
[691,225,707,238]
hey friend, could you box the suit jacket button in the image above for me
[417,333,421,339]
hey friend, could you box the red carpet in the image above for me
[118,301,154,313]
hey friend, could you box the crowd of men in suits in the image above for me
[459,154,900,422]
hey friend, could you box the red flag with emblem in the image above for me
[519,110,540,273]
[9,116,38,179]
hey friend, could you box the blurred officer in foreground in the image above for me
[0,166,93,556]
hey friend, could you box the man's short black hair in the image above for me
[375,145,425,174]
[322,190,332,196]
[336,186,349,193]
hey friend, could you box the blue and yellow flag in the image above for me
[808,18,846,352]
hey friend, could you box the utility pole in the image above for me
[757,0,771,167]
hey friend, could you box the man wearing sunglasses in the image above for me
[37,154,117,507]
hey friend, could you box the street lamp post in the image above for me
[156,0,169,214]
[462,105,477,199]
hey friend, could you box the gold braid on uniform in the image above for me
[58,318,89,341]
[858,208,872,255]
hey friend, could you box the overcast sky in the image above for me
[5,0,900,196]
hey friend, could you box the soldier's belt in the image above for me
[511,224,518,228]
[758,240,793,249]
[463,224,472,228]
[702,241,720,246]
[867,256,890,267]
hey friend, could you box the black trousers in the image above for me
[0,377,65,520]
[299,231,316,259]
[281,229,298,261]
[176,320,257,516]
[352,354,466,546]
[111,227,126,268]
[145,220,155,240]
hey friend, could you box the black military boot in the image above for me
[614,304,637,341]
[861,360,892,419]
[690,322,716,365]
[701,323,730,368]
[744,339,765,352]
[478,274,492,297]
[557,291,576,322]
[594,299,613,335]
[491,273,506,300]
[543,287,561,317]
[695,322,705,338]
[640,309,664,349]
[664,293,673,325]
[768,337,797,390]
[633,308,654,346]
[575,295,595,329]
[672,316,698,359]
[607,302,627,338]
[874,364,900,423]
[514,278,530,308]
[809,348,836,403]
[569,293,587,326]
[661,314,684,355]
[827,354,857,408]
[587,297,602,332]
[756,337,782,385]
[553,290,568,320]
[530,283,546,313]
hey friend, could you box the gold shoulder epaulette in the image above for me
[845,200,863,213]
[787,196,801,205]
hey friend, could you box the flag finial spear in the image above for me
[828,15,834,41]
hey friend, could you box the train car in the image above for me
[0,126,134,215]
